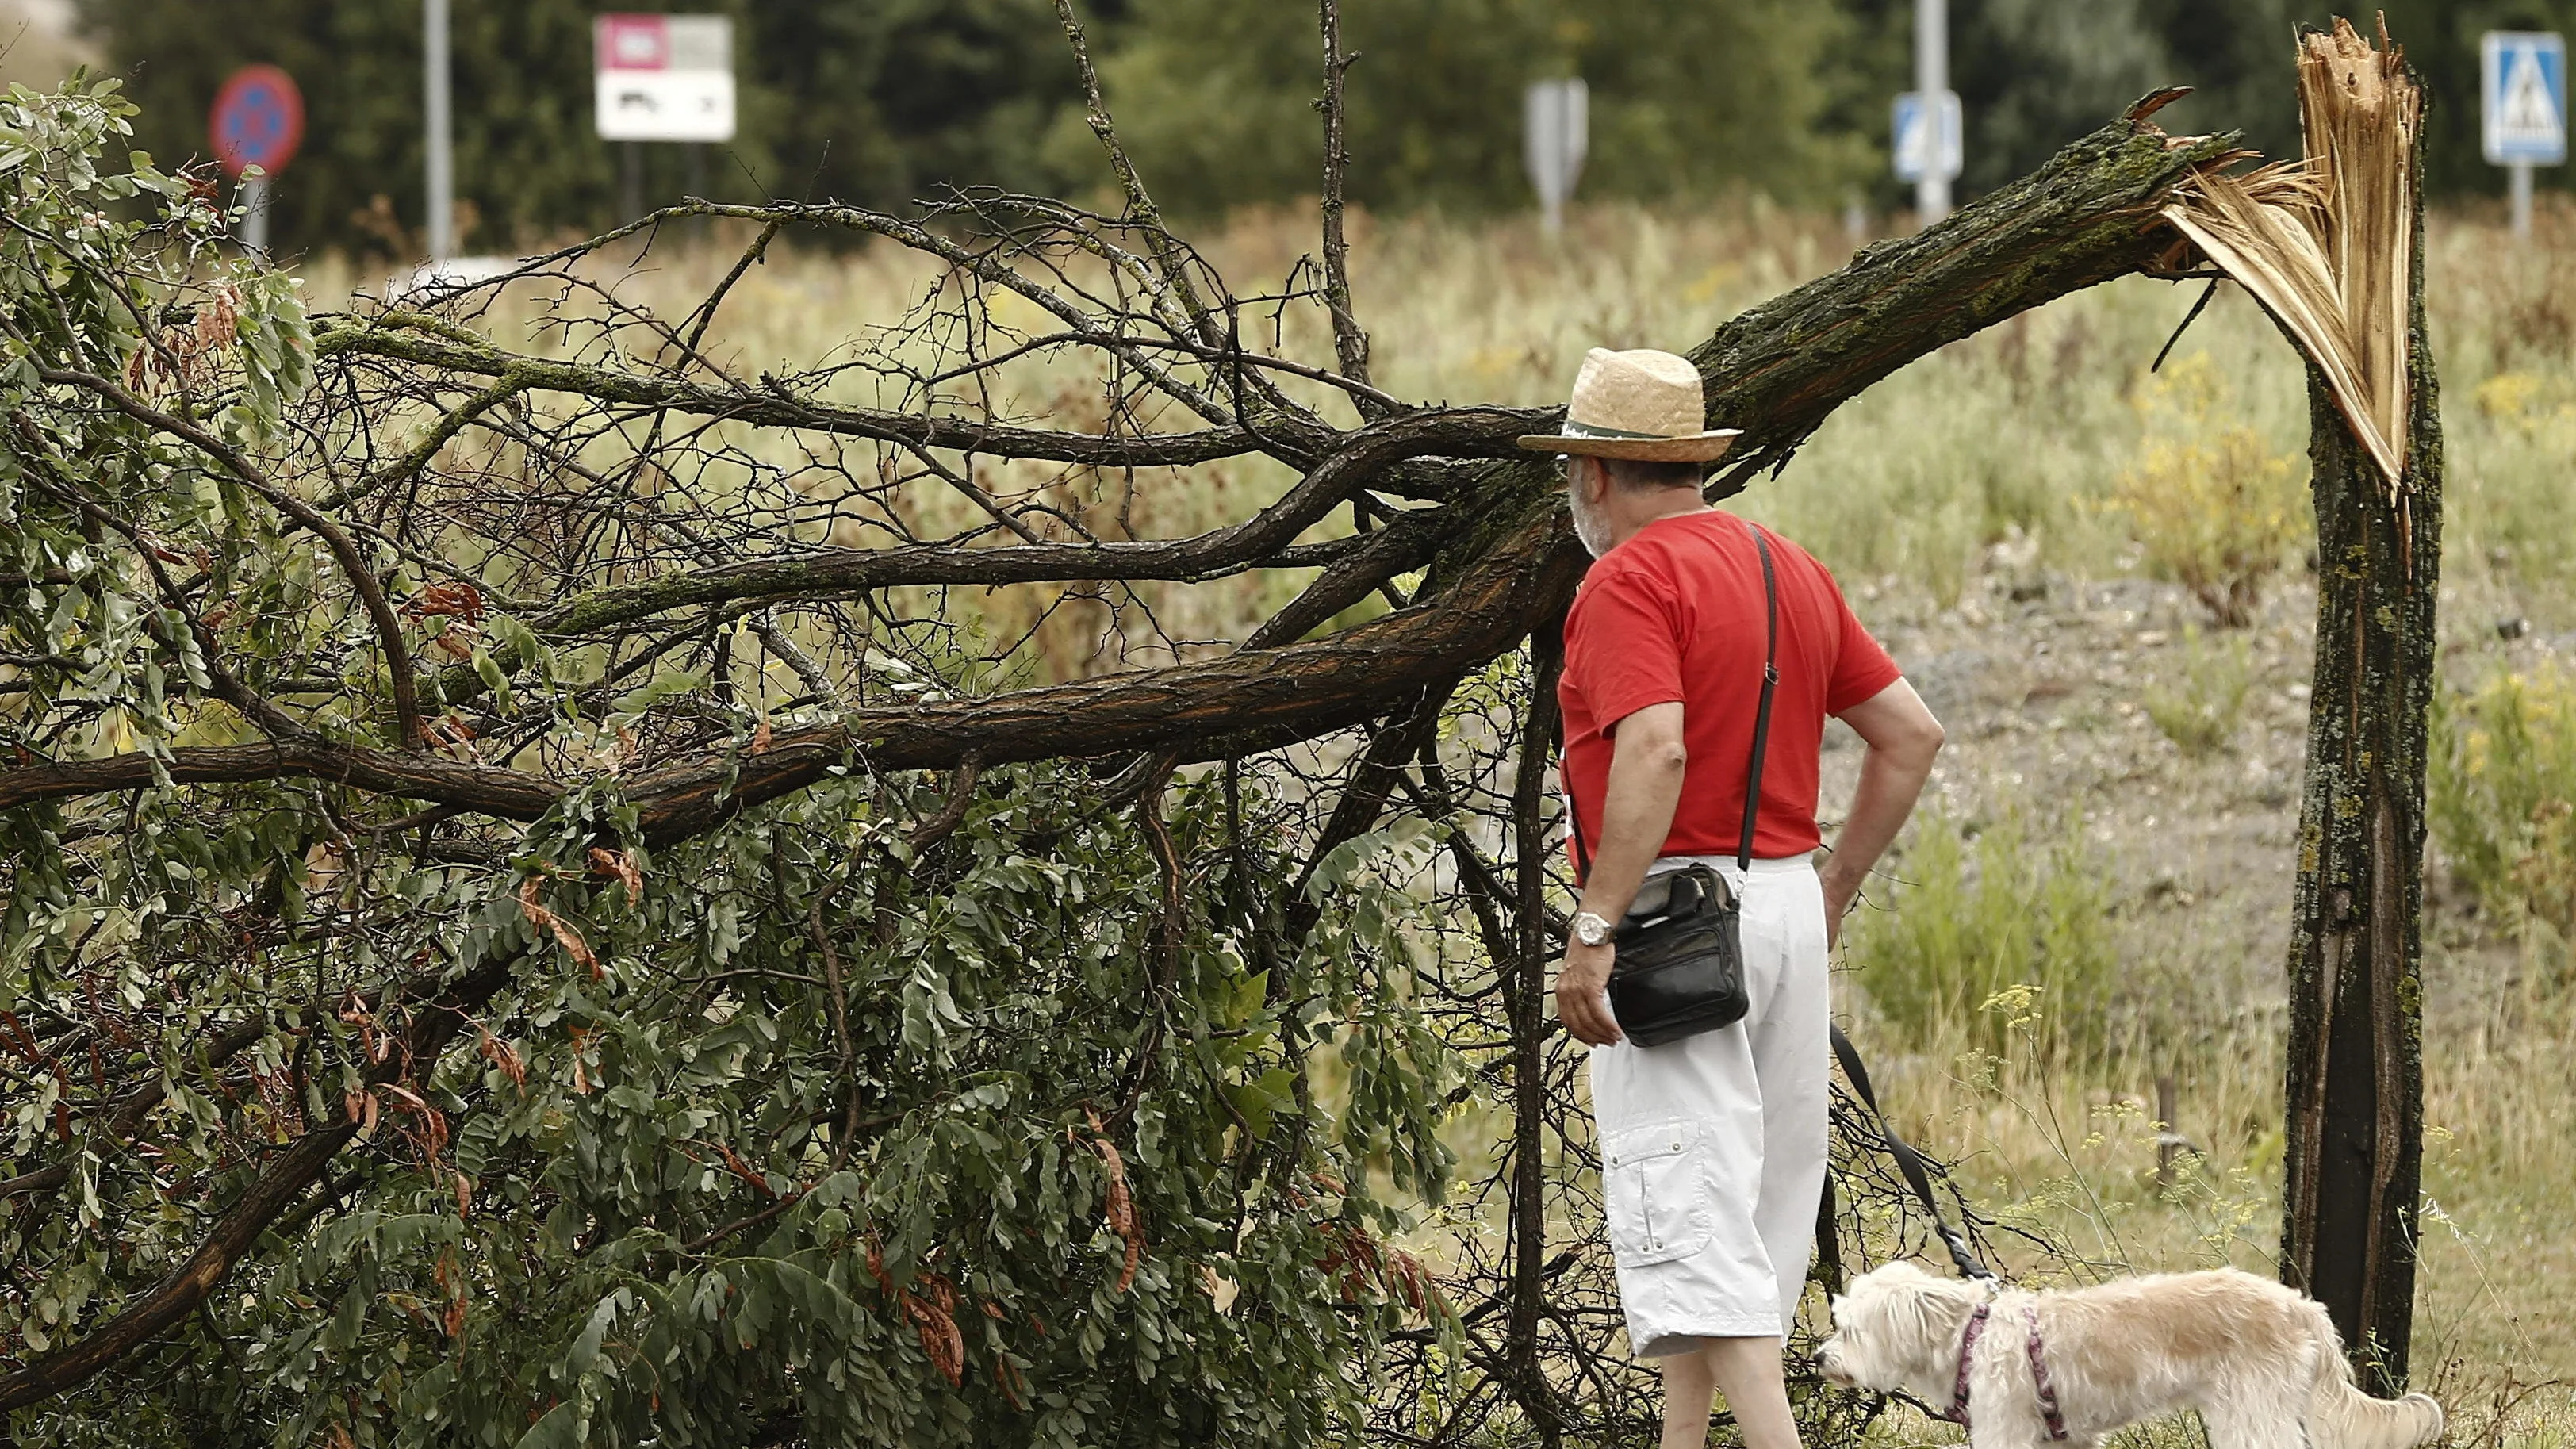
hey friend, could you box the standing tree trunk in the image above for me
[2277,30,2442,1393]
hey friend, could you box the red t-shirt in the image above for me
[1558,511,1901,864]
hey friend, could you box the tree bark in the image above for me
[2278,79,2441,1394]
[1505,623,1566,1444]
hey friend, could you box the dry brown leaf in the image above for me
[478,1028,527,1091]
[587,847,644,907]
[1086,1110,1144,1292]
[899,1276,966,1387]
[517,876,603,979]
[382,1083,450,1162]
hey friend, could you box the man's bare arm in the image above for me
[1554,700,1687,1046]
[1577,700,1689,925]
[1822,679,1943,949]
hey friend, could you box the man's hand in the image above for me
[1821,869,1859,953]
[1554,939,1623,1046]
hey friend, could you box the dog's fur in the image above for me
[1816,1262,2445,1449]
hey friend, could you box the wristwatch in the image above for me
[1572,911,1616,948]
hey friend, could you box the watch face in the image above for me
[1577,915,1610,946]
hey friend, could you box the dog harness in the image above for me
[1942,1298,2070,1441]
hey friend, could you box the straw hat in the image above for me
[1515,347,1742,462]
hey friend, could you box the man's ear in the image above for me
[1570,454,1604,504]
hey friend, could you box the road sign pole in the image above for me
[1915,0,1949,222]
[209,65,303,258]
[2485,31,2566,243]
[425,0,453,261]
[622,140,642,222]
[239,174,271,259]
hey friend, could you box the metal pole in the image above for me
[2512,159,2534,239]
[622,140,642,224]
[239,174,271,259]
[424,0,453,261]
[1915,0,1949,223]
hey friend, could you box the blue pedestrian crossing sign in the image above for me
[1892,89,1961,183]
[2483,32,2566,167]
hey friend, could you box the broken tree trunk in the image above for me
[2276,25,2439,1390]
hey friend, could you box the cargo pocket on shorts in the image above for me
[1603,1121,1714,1267]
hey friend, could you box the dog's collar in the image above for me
[1940,1290,2069,1442]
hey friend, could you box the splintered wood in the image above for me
[2161,17,2420,497]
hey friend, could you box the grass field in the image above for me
[316,196,2576,1439]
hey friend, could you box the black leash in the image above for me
[1827,1023,1996,1282]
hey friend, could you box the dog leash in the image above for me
[1827,1023,1995,1282]
[1830,1026,2071,1440]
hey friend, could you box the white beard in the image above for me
[1816,1262,2444,1449]
[1567,481,1614,558]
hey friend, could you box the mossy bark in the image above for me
[2278,97,2441,1393]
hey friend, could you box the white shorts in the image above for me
[1585,855,1830,1358]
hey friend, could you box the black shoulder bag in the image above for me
[1567,520,1779,1048]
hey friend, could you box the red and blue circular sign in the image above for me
[209,64,305,178]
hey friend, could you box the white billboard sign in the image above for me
[595,13,736,143]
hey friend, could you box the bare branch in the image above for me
[1316,0,1375,402]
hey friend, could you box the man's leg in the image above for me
[1748,867,1831,1325]
[1662,1337,1801,1449]
[1658,1346,1717,1449]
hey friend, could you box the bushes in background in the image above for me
[2432,665,2576,945]
[1843,809,2122,1051]
[2107,352,2308,627]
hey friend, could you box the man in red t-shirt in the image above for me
[1520,349,1943,1449]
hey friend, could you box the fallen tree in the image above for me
[0,12,2430,1442]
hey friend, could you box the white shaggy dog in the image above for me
[1816,1261,2445,1449]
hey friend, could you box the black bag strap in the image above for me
[1829,1022,1997,1282]
[1567,519,1778,887]
[1738,524,1777,872]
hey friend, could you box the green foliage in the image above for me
[56,0,2550,259]
[1844,809,2122,1050]
[0,74,309,759]
[12,764,1464,1445]
[2144,625,2254,757]
[2432,664,2576,943]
